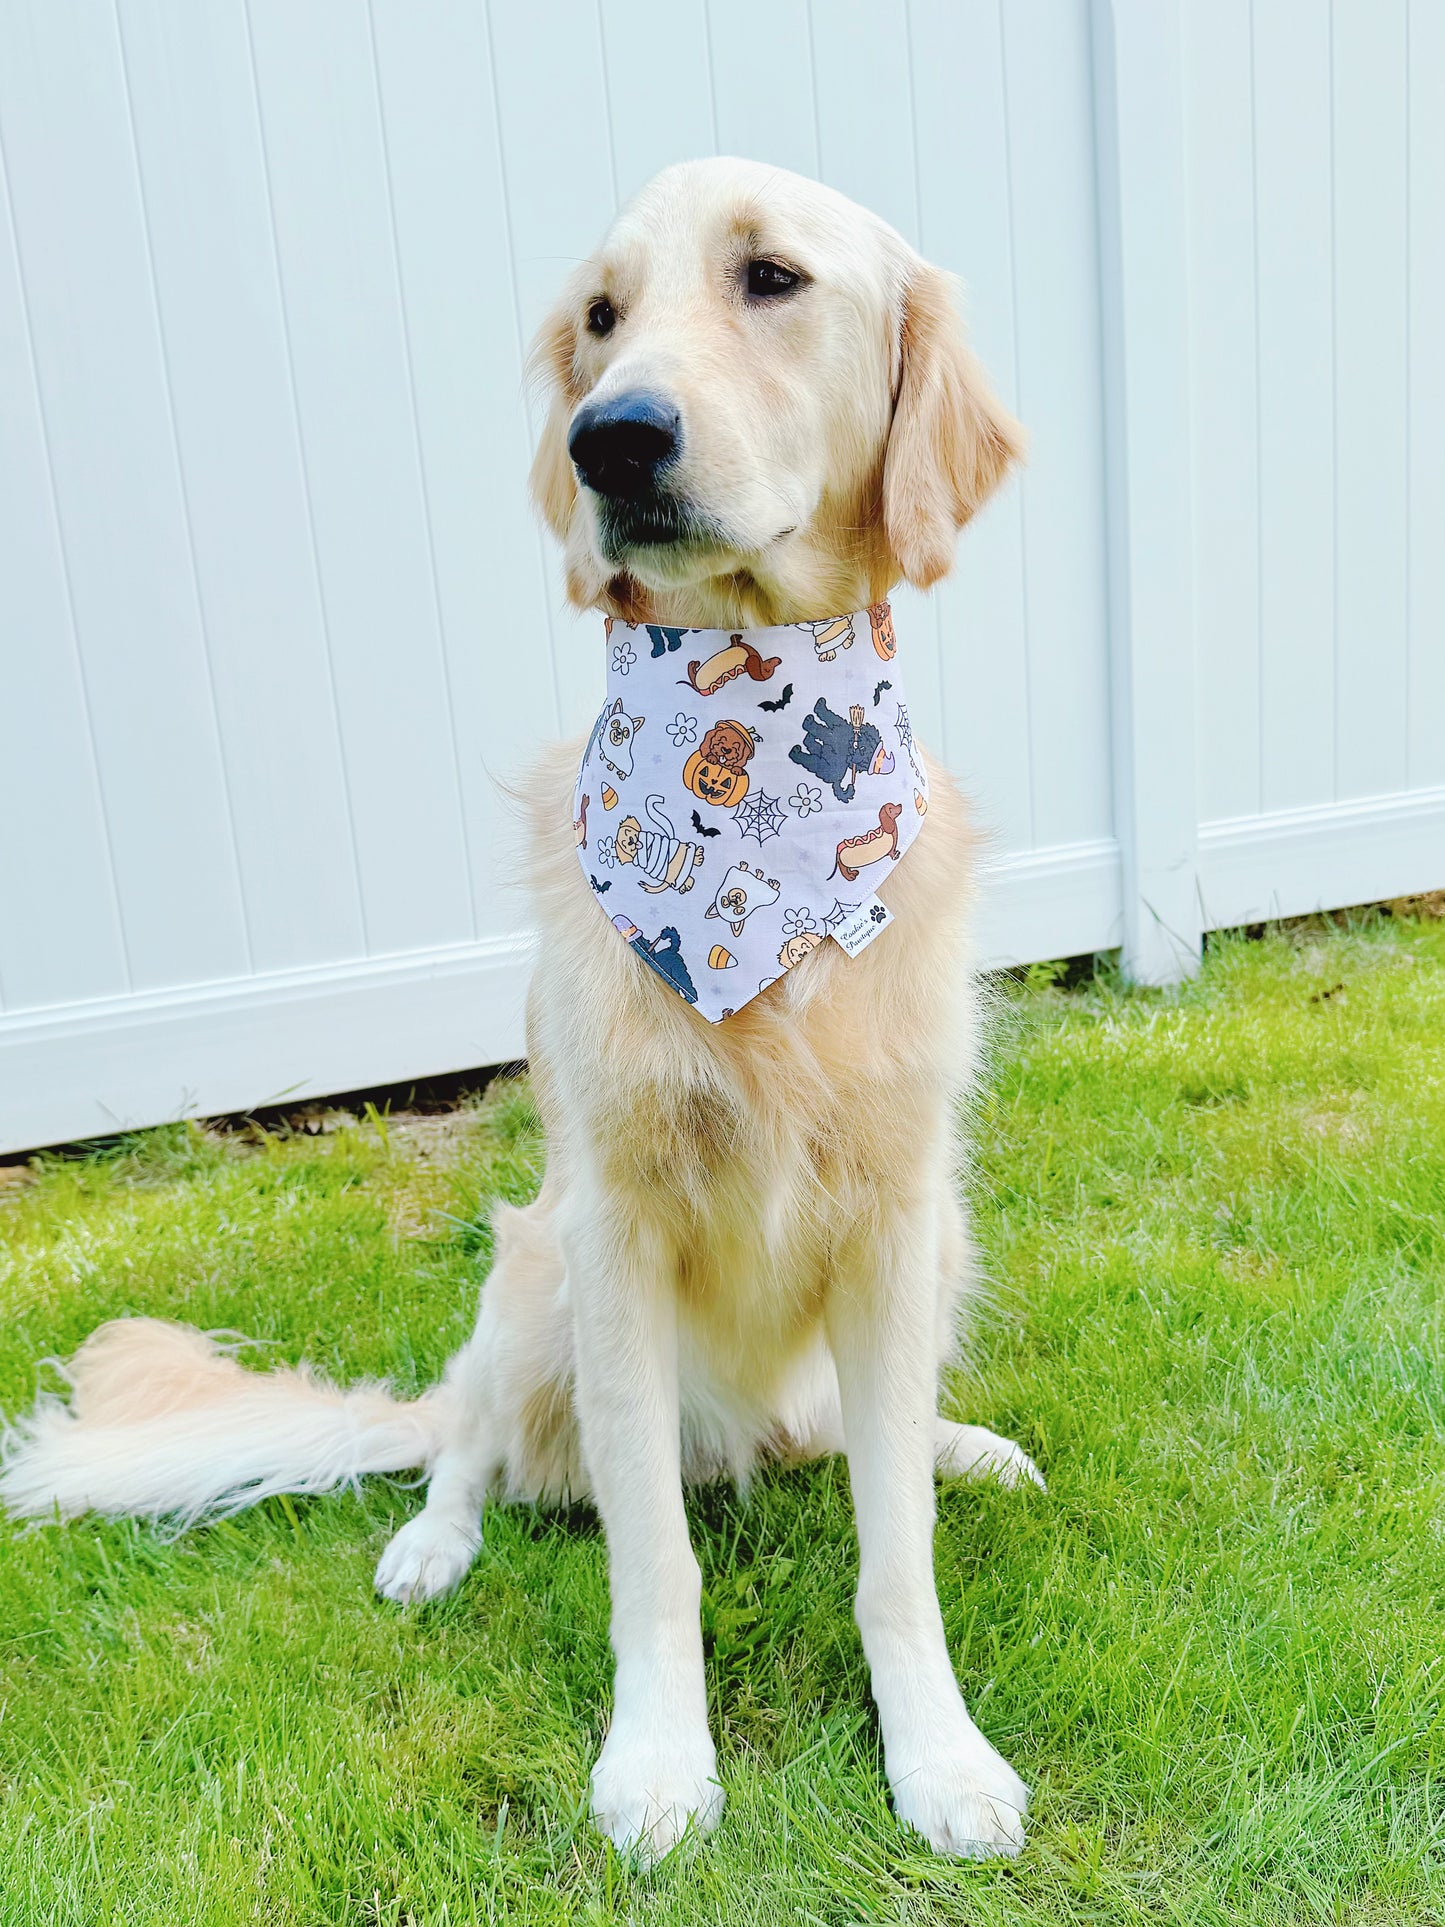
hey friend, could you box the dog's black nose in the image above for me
[568,391,680,500]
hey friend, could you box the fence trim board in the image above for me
[974,837,1123,970]
[1197,789,1445,932]
[0,938,530,1157]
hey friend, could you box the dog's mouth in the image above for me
[594,493,732,562]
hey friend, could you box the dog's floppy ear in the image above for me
[527,300,581,541]
[882,264,1025,588]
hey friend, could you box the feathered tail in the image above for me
[0,1318,445,1528]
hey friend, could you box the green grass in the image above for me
[3,914,1445,1925]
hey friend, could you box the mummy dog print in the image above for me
[575,604,927,1021]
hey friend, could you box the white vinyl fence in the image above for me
[1,0,1441,1154]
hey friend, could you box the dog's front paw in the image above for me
[374,1509,481,1604]
[589,1722,724,1865]
[888,1729,1028,1860]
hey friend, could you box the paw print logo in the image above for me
[666,712,698,748]
[781,907,817,938]
[869,904,887,924]
[595,833,617,868]
[610,639,637,676]
[787,781,823,818]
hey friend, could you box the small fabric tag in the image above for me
[828,893,894,958]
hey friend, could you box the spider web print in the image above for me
[821,898,862,933]
[893,703,914,756]
[734,787,787,845]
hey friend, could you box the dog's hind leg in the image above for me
[777,1206,1043,1492]
[375,1192,579,1604]
[934,1422,1043,1490]
[928,1195,1041,1489]
[778,1364,1043,1490]
[372,1317,500,1604]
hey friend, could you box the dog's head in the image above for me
[529,159,1024,622]
[697,721,754,773]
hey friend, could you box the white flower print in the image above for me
[667,712,698,748]
[787,781,823,818]
[595,833,618,868]
[781,907,817,938]
[610,639,637,676]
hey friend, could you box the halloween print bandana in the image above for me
[573,601,929,1022]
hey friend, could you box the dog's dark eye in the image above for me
[746,259,801,300]
[586,296,616,337]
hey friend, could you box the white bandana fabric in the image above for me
[573,602,929,1022]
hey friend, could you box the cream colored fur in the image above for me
[1,159,1039,1867]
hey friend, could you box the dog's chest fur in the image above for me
[522,738,980,1387]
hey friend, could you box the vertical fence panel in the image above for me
[116,0,368,976]
[486,0,618,738]
[245,0,475,956]
[1409,0,1445,793]
[1000,4,1113,855]
[0,0,251,994]
[370,0,565,938]
[1181,0,1260,825]
[807,0,919,243]
[1252,2,1336,817]
[1092,0,1200,982]
[1332,0,1410,803]
[704,0,818,177]
[908,0,1033,859]
[485,2,616,348]
[0,154,130,1014]
[600,0,717,203]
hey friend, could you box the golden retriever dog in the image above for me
[1,158,1039,1863]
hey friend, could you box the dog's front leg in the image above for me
[828,1207,1029,1860]
[565,1191,721,1863]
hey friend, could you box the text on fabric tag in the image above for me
[829,894,894,958]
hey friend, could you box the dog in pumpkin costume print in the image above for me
[683,720,758,808]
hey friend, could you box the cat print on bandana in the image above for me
[575,602,928,1022]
